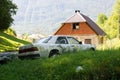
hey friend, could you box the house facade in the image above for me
[54,10,106,46]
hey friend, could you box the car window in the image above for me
[67,37,79,44]
[35,37,49,43]
[56,37,68,44]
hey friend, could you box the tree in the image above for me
[97,0,120,39]
[113,0,120,15]
[97,14,108,32]
[113,0,120,38]
[0,0,17,31]
[97,14,108,25]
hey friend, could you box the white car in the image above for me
[18,35,95,59]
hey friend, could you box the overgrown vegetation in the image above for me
[0,50,120,80]
[0,31,31,52]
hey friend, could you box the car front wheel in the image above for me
[89,48,95,51]
[49,50,60,58]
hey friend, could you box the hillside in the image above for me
[0,32,31,52]
[13,0,115,35]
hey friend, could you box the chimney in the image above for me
[75,10,80,13]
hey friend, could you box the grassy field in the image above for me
[0,50,120,80]
[0,31,31,52]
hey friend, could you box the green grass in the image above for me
[0,31,31,52]
[0,50,120,80]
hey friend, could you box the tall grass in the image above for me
[0,50,120,80]
[97,38,120,50]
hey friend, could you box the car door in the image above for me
[66,37,83,52]
[55,36,71,53]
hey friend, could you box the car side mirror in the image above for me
[79,41,82,44]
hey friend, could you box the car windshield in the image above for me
[35,38,47,43]
[35,36,52,44]
[42,36,52,43]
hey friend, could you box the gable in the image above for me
[54,22,97,35]
[65,12,86,23]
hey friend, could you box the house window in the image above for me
[72,23,79,30]
[99,37,104,44]
[85,39,91,44]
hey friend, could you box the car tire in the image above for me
[49,50,60,58]
[90,48,95,51]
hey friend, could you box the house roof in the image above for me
[63,12,106,36]
[64,12,86,23]
[81,13,106,36]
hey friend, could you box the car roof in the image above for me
[50,35,72,38]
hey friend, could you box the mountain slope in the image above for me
[0,32,31,52]
[13,0,115,35]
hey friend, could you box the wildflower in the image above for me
[76,66,83,73]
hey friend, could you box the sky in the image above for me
[12,0,115,36]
